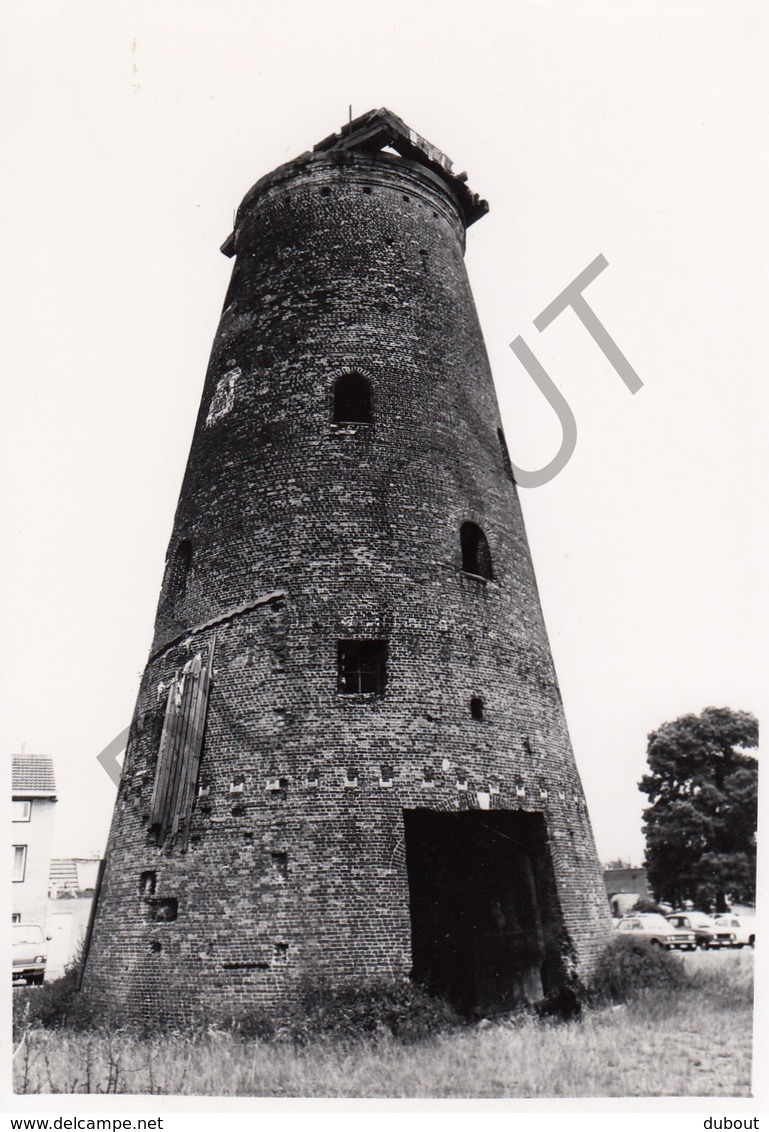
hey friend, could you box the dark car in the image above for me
[665,912,735,949]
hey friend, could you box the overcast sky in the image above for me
[2,1,766,873]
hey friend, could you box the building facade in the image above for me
[12,754,57,928]
[82,109,611,1021]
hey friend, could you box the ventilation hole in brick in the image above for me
[385,237,394,246]
[344,768,359,788]
[470,696,484,721]
[271,850,288,879]
[149,940,162,954]
[380,764,394,786]
[139,870,156,897]
[321,185,331,195]
[229,777,245,795]
[433,211,439,219]
[456,777,468,791]
[274,941,289,959]
[242,830,254,841]
[422,766,435,785]
[148,897,177,922]
[305,769,319,787]
[363,186,372,194]
[402,194,409,201]
[419,249,428,256]
[523,736,533,756]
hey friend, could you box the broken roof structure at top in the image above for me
[222,108,488,256]
[313,108,488,227]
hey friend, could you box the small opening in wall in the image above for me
[470,697,484,721]
[363,186,372,194]
[380,764,394,786]
[167,539,192,604]
[422,766,435,785]
[337,639,387,694]
[321,185,331,195]
[497,428,515,483]
[271,851,288,879]
[460,522,494,580]
[149,940,162,954]
[148,897,178,923]
[333,372,372,423]
[139,870,156,897]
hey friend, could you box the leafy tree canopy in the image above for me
[639,707,758,913]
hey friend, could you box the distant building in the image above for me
[12,754,57,927]
[47,858,102,979]
[603,866,650,917]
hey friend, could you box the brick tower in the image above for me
[82,109,611,1021]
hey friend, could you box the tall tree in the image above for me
[639,707,758,912]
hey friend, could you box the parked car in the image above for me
[12,922,49,985]
[665,912,735,949]
[713,913,756,948]
[614,913,697,950]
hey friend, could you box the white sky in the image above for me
[1,0,766,873]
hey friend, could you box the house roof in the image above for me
[12,754,57,798]
[50,859,79,889]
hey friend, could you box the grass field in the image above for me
[13,950,754,1098]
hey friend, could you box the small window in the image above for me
[167,539,192,604]
[12,801,31,822]
[460,522,494,580]
[497,428,515,483]
[11,913,21,924]
[12,846,27,883]
[470,696,484,721]
[337,639,387,695]
[139,870,156,897]
[333,373,372,423]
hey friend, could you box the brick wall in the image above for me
[82,131,612,1022]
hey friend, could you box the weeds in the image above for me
[587,934,689,1004]
[13,951,753,1097]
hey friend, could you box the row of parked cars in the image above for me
[614,911,756,951]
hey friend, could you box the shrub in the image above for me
[588,936,689,1005]
[13,962,96,1040]
[286,976,463,1044]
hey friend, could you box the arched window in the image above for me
[460,522,493,580]
[333,373,372,423]
[167,538,192,604]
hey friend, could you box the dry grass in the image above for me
[13,950,754,1098]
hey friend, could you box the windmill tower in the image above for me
[82,109,611,1022]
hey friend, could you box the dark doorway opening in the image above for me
[403,809,566,1016]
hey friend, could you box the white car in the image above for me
[12,922,49,985]
[713,914,755,948]
[615,913,697,950]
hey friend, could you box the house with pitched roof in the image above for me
[12,754,57,928]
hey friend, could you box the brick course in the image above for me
[82,110,611,1022]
